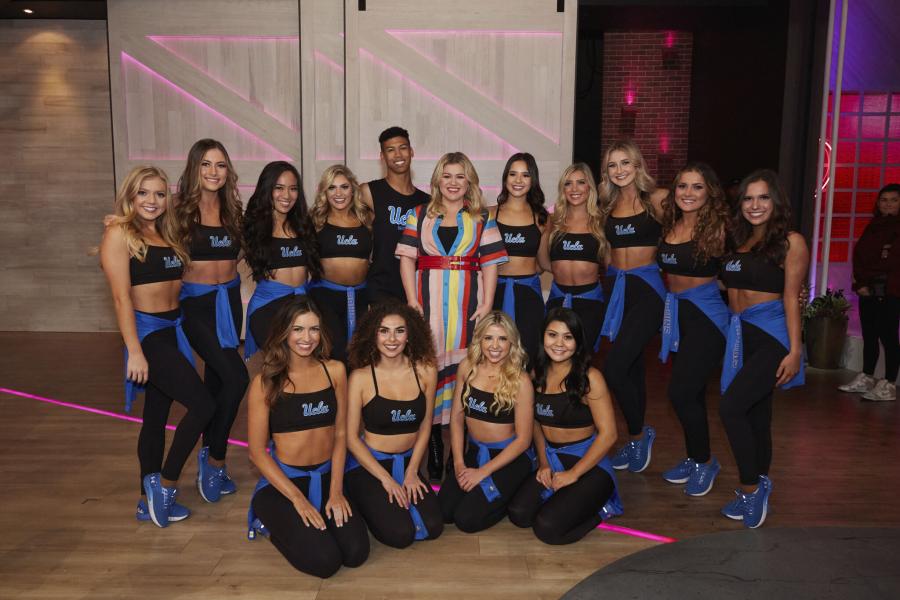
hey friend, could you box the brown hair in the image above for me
[347,301,436,370]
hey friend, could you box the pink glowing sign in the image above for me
[625,90,636,106]
[665,31,676,48]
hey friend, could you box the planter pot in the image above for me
[805,315,848,369]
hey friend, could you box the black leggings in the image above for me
[344,454,443,548]
[180,286,249,462]
[668,300,725,463]
[494,276,545,370]
[137,312,216,493]
[603,274,663,435]
[719,322,787,485]
[860,295,900,382]
[438,442,533,533]
[507,450,615,545]
[248,294,299,354]
[308,285,369,363]
[545,281,606,352]
[251,468,369,578]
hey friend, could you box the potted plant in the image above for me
[803,287,852,369]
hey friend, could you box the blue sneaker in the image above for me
[137,498,190,523]
[685,457,721,497]
[611,442,634,470]
[628,426,656,473]
[217,464,237,496]
[142,473,169,528]
[743,475,772,529]
[197,446,222,503]
[721,490,746,520]
[662,458,695,484]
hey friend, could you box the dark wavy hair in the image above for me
[379,126,410,147]
[728,169,792,265]
[347,301,436,370]
[242,161,320,282]
[533,307,592,407]
[260,297,332,408]
[496,152,548,226]
[661,162,728,264]
[875,183,900,216]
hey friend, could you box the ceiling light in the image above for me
[23,9,34,14]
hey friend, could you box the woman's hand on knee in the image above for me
[403,472,429,505]
[536,466,553,489]
[325,493,352,527]
[550,469,578,491]
[380,475,409,509]
[293,497,327,530]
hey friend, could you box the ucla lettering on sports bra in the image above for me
[534,389,594,429]
[189,223,240,261]
[130,245,184,286]
[720,251,785,294]
[362,364,426,435]
[604,211,662,249]
[269,362,337,434]
[548,232,600,264]
[463,385,515,425]
[496,207,541,258]
[268,236,307,270]
[317,222,373,260]
[657,239,721,278]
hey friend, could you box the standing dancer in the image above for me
[344,304,444,547]
[719,170,807,528]
[438,311,535,532]
[100,166,214,527]
[657,163,730,496]
[309,165,373,363]
[492,153,548,367]
[597,141,668,473]
[396,152,508,481]
[360,126,429,305]
[246,298,369,577]
[539,164,607,353]
[242,161,319,360]
[175,139,248,503]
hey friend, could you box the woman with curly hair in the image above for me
[100,166,214,527]
[507,308,622,545]
[438,311,534,532]
[657,163,730,497]
[242,161,320,360]
[309,164,374,362]
[492,153,548,366]
[246,298,369,577]
[344,303,444,548]
[538,163,608,353]
[718,169,808,528]
[597,140,668,474]
[174,139,248,504]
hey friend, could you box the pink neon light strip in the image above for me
[386,30,562,37]
[598,522,676,543]
[314,50,345,74]
[148,35,300,41]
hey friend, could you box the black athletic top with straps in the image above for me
[496,207,541,258]
[367,178,428,298]
[657,239,721,278]
[720,251,785,294]
[268,236,307,270]
[548,232,600,264]
[317,222,373,260]
[362,365,426,435]
[190,224,240,261]
[463,385,515,425]
[534,390,594,429]
[269,363,337,434]
[605,212,662,249]
[130,245,184,286]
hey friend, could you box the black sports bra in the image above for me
[269,363,337,434]
[497,208,541,258]
[605,212,662,249]
[548,232,600,264]
[362,365,426,435]
[534,390,594,429]
[657,240,721,278]
[463,385,515,425]
[317,222,372,260]
[130,245,184,286]
[190,224,240,261]
[720,251,785,294]
[268,236,307,270]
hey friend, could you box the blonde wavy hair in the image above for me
[461,311,526,417]
[598,140,658,222]
[549,163,609,261]
[106,166,188,264]
[427,152,485,222]
[310,164,372,231]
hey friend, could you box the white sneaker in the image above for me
[862,379,897,402]
[838,372,876,393]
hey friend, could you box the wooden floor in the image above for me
[1,332,899,599]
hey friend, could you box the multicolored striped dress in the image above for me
[395,206,508,424]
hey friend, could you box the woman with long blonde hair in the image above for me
[396,152,509,482]
[100,165,214,527]
[438,311,534,532]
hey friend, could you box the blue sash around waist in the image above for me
[539,434,623,520]
[309,278,366,344]
[659,280,729,363]
[600,264,666,342]
[498,274,544,319]
[548,280,605,350]
[244,279,309,359]
[467,435,530,503]
[179,276,241,349]
[124,311,195,412]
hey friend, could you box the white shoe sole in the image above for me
[663,475,691,484]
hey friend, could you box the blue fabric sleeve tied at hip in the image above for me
[244,279,309,359]
[600,263,666,342]
[179,276,241,349]
[720,298,805,394]
[498,274,544,319]
[309,278,366,344]
[124,311,195,412]
[659,280,729,363]
[539,434,623,521]
[346,445,429,540]
[467,435,520,503]
[547,280,605,350]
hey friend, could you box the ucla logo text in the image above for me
[163,256,182,269]
[302,401,330,417]
[725,260,742,272]
[336,235,359,246]
[280,245,303,258]
[209,235,232,248]
[562,240,584,251]
[615,224,636,236]
[391,409,417,423]
[504,232,526,245]
[467,397,488,414]
[536,404,554,417]
[388,205,414,228]
[660,253,677,265]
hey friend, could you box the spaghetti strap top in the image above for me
[497,206,541,258]
[362,364,427,435]
[269,362,337,434]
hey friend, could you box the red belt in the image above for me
[417,256,481,271]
